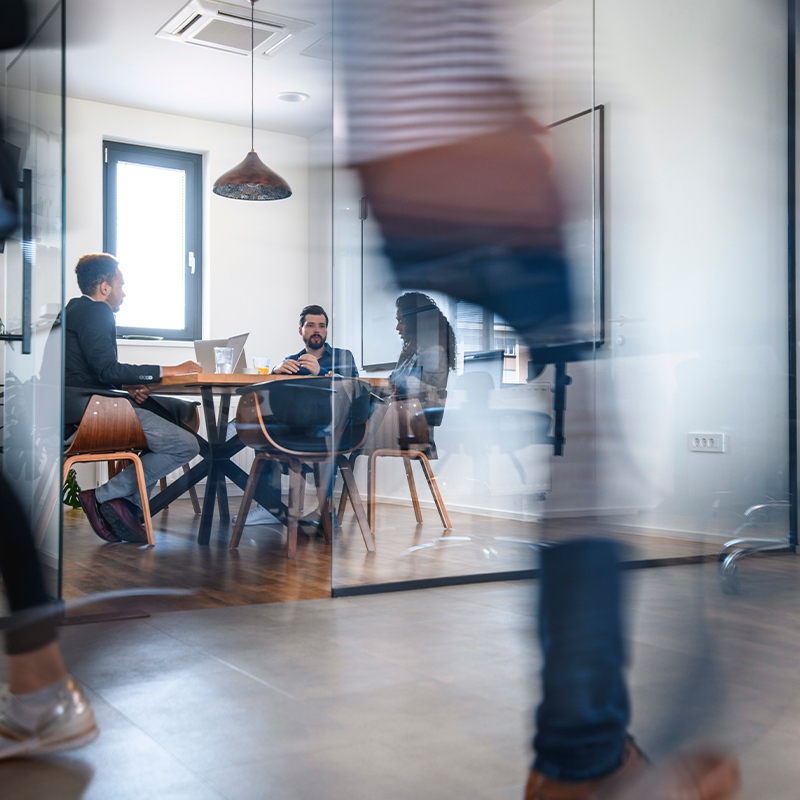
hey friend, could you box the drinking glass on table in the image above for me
[214,347,234,374]
[253,357,270,375]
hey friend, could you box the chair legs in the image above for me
[336,455,375,552]
[229,454,267,549]
[286,459,302,558]
[312,464,333,543]
[230,455,303,559]
[65,453,155,546]
[416,451,452,530]
[402,456,423,524]
[367,449,451,533]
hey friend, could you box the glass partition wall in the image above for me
[329,0,793,594]
[2,1,65,597]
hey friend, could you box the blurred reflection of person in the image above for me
[391,292,455,457]
[339,1,740,798]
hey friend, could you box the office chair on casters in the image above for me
[231,376,375,558]
[718,499,792,594]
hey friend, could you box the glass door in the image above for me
[2,1,65,597]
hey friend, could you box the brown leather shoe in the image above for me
[526,738,647,799]
[525,740,740,800]
[78,489,121,543]
[99,498,149,543]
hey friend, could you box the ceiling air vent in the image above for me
[156,0,313,59]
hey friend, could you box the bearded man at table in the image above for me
[272,304,358,378]
[238,304,359,528]
[62,253,202,544]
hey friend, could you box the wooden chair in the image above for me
[338,400,452,534]
[230,377,374,558]
[64,394,155,545]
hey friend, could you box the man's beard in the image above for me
[305,333,325,349]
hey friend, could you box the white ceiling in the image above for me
[66,0,333,138]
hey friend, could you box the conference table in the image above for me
[146,373,387,545]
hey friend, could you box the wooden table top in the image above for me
[148,373,388,395]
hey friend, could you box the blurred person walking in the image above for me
[0,476,98,759]
[338,1,740,797]
[0,0,97,760]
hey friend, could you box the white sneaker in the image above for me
[0,677,99,759]
[233,504,281,526]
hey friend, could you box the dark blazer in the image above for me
[62,296,191,435]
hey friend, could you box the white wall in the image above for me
[529,0,789,532]
[65,97,310,370]
[331,0,790,539]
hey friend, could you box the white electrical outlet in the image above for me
[688,433,726,453]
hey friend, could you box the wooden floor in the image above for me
[61,492,727,614]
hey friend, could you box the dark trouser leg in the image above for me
[0,475,58,655]
[254,461,282,515]
[533,539,629,781]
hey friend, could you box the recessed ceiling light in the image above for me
[278,92,309,103]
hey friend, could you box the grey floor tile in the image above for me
[0,688,223,800]
[201,738,493,800]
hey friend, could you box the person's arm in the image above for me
[78,303,161,386]
[80,304,200,387]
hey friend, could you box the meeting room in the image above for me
[2,0,798,796]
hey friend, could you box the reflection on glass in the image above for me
[114,161,186,330]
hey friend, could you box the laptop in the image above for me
[194,333,249,374]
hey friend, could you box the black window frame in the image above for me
[103,140,203,341]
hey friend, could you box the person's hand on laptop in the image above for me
[162,360,202,377]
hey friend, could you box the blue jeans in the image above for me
[383,234,628,781]
[534,540,629,781]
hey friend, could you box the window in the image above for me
[103,141,202,340]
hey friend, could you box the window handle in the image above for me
[188,251,195,274]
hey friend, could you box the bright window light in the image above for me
[113,161,186,331]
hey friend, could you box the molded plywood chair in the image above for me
[231,377,374,558]
[64,394,155,545]
[338,396,452,534]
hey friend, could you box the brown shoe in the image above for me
[78,490,121,543]
[99,498,149,543]
[526,738,647,799]
[525,741,740,800]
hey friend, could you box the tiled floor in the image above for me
[4,556,800,798]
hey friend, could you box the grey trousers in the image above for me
[95,407,200,509]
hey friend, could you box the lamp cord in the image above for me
[251,0,255,151]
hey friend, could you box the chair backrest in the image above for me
[236,377,370,456]
[65,395,148,456]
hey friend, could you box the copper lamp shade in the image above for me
[212,0,292,202]
[212,150,292,201]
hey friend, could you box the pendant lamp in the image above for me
[212,0,292,201]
